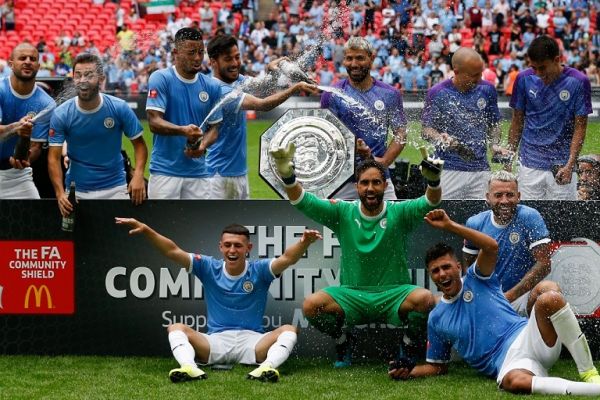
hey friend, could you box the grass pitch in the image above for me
[124,120,600,200]
[0,356,587,400]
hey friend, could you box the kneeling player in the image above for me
[389,209,600,396]
[116,218,321,382]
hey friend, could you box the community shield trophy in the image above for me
[549,238,600,317]
[259,109,355,199]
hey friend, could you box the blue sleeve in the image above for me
[146,71,168,112]
[49,108,66,145]
[425,316,452,364]
[220,84,244,116]
[119,101,143,139]
[463,216,480,253]
[525,209,550,244]
[207,79,223,124]
[575,77,593,116]
[488,86,501,123]
[421,90,438,128]
[509,73,526,111]
[391,88,407,128]
[191,253,214,282]
[257,258,276,284]
[31,96,54,142]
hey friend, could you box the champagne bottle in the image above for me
[61,182,76,232]
[13,135,30,161]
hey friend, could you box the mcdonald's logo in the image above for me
[24,285,53,309]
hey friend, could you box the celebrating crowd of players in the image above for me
[2,28,600,395]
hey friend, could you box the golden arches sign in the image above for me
[24,285,53,309]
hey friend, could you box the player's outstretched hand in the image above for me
[419,147,444,184]
[292,81,319,95]
[424,209,453,230]
[115,217,146,235]
[301,229,323,244]
[270,143,296,178]
[388,357,416,381]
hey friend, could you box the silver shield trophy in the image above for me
[549,238,600,316]
[260,109,355,199]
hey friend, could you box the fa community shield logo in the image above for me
[26,111,37,118]
[559,90,570,101]
[374,100,385,111]
[242,281,254,293]
[509,232,520,244]
[104,117,115,129]
[199,91,209,102]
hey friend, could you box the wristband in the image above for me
[427,179,440,188]
[282,174,296,187]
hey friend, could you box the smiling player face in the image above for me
[219,233,252,270]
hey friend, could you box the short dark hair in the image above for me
[207,35,238,60]
[425,243,456,268]
[175,27,203,46]
[72,52,103,74]
[222,224,250,239]
[527,35,559,63]
[355,159,386,181]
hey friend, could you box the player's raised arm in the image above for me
[270,143,303,201]
[271,229,322,276]
[419,147,443,205]
[115,217,191,270]
[424,209,498,276]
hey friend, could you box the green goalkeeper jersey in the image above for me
[294,191,436,289]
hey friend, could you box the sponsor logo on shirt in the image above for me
[103,117,115,129]
[509,232,520,244]
[477,97,486,110]
[199,91,209,102]
[148,89,158,99]
[242,280,254,293]
[559,90,570,101]
[374,100,385,111]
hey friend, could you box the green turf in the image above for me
[123,120,600,200]
[0,355,588,400]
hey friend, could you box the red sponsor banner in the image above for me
[0,241,74,314]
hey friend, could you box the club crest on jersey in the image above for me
[509,232,520,244]
[242,281,254,293]
[477,98,486,110]
[374,100,385,111]
[463,290,473,302]
[199,91,209,102]
[104,117,115,129]
[559,90,570,101]
[380,218,387,229]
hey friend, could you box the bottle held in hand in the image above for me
[13,136,31,162]
[61,181,76,232]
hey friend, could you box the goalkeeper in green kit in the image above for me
[270,143,445,372]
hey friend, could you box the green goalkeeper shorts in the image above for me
[323,284,419,327]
